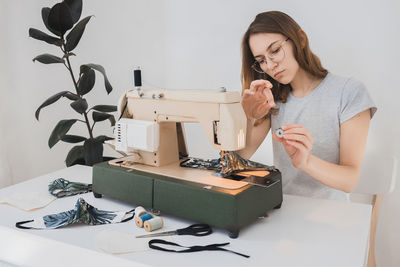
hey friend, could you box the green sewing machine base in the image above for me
[92,161,282,238]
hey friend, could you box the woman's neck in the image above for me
[290,68,323,98]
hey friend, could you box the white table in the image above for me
[0,165,371,267]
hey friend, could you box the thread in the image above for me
[134,206,147,218]
[135,213,153,228]
[144,216,164,232]
[134,66,142,87]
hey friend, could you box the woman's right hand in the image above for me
[241,79,276,120]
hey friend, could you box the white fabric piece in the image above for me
[95,230,150,254]
[0,192,56,211]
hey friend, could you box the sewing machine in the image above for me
[92,87,282,238]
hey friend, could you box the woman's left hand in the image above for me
[272,124,313,170]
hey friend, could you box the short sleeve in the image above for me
[339,78,377,124]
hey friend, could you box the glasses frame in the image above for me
[251,37,290,74]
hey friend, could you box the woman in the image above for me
[238,11,377,200]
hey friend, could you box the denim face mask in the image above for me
[16,198,135,229]
[48,178,92,198]
[180,151,276,177]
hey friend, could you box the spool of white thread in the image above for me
[144,216,164,232]
[134,206,147,218]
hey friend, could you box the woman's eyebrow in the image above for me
[254,40,279,58]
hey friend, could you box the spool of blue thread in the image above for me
[135,213,153,228]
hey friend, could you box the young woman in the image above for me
[238,11,377,200]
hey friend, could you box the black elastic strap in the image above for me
[121,209,136,223]
[16,220,35,229]
[148,239,250,258]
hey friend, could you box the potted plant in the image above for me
[29,0,117,167]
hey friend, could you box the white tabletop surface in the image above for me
[0,165,371,267]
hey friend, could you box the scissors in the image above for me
[135,223,212,238]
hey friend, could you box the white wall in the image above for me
[1,0,399,266]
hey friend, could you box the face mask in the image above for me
[16,198,135,230]
[49,178,92,198]
[180,151,276,177]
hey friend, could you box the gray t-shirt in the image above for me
[270,73,377,200]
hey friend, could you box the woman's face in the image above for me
[249,33,299,84]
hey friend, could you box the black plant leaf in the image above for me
[28,28,63,46]
[48,119,77,148]
[61,135,87,143]
[94,135,114,143]
[64,0,83,24]
[90,105,117,113]
[92,111,115,126]
[35,91,79,120]
[65,16,92,52]
[65,145,84,167]
[64,93,80,101]
[63,52,76,59]
[41,7,61,36]
[47,2,74,36]
[81,64,113,94]
[33,54,65,64]
[70,98,88,114]
[77,68,95,95]
[83,138,103,166]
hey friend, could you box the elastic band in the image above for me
[15,220,35,229]
[148,239,250,258]
[121,209,136,223]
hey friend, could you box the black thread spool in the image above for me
[134,67,142,87]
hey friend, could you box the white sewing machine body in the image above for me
[114,88,247,167]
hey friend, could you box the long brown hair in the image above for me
[241,11,328,124]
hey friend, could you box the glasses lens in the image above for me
[268,42,285,63]
[251,61,264,73]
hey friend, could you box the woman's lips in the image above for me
[274,70,284,78]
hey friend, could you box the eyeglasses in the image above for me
[251,37,290,74]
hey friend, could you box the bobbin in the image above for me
[275,127,284,138]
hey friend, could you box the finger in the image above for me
[283,127,313,144]
[283,133,312,151]
[263,88,276,107]
[242,89,255,98]
[250,80,272,93]
[285,140,307,153]
[282,124,304,130]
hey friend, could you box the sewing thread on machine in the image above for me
[144,216,164,232]
[135,213,153,228]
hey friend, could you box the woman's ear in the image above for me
[298,29,307,49]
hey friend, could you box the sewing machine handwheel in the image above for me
[274,202,282,209]
[93,192,103,198]
[228,230,239,239]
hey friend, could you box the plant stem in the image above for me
[63,47,93,139]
